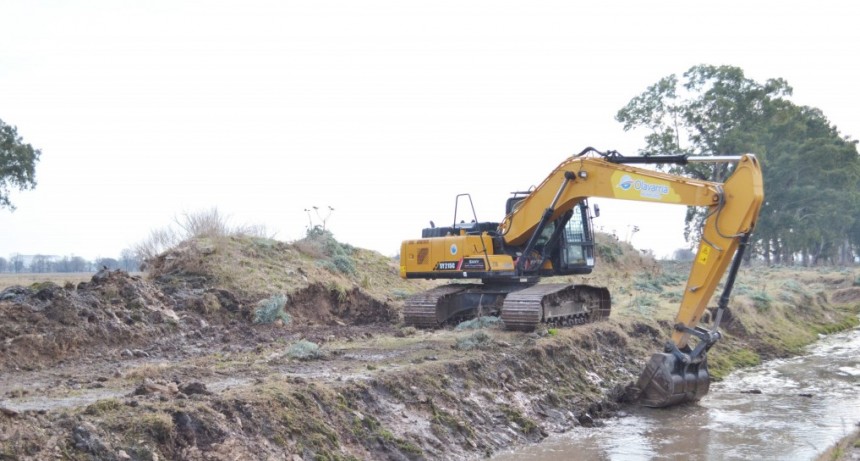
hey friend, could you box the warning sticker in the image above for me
[697,245,711,265]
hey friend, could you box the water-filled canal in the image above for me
[493,324,860,460]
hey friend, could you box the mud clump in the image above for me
[288,282,396,326]
[0,269,180,371]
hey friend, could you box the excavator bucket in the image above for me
[636,352,710,408]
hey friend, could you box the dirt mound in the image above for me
[288,283,396,326]
[831,287,860,305]
[0,234,414,370]
[144,234,426,325]
[0,269,179,371]
[593,232,660,274]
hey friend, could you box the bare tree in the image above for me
[9,254,24,273]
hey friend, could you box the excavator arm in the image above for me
[499,148,764,406]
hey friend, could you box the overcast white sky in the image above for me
[1,0,858,262]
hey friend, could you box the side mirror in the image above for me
[593,204,601,218]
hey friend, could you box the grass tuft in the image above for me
[455,331,493,350]
[455,316,503,330]
[254,294,291,324]
[286,340,324,360]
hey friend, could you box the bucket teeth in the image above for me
[636,352,710,408]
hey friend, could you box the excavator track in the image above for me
[403,284,481,328]
[500,283,611,331]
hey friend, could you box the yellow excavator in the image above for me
[399,147,764,407]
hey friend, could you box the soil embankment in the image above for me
[1,233,857,460]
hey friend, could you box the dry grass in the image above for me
[149,233,436,304]
[123,361,173,380]
[135,207,271,262]
[0,272,95,290]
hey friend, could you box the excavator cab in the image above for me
[556,202,595,274]
[506,194,596,276]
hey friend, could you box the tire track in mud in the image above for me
[0,328,450,414]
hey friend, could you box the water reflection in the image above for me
[493,326,860,461]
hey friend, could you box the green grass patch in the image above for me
[813,315,860,335]
[708,347,761,381]
[750,291,773,311]
[499,404,539,435]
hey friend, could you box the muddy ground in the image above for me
[1,234,858,461]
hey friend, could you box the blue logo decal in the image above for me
[618,175,634,191]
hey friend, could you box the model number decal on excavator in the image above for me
[435,261,458,270]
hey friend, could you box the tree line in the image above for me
[618,64,860,266]
[0,250,141,274]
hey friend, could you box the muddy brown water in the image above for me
[493,323,860,461]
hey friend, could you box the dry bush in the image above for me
[174,208,231,239]
[135,228,180,262]
[135,208,271,263]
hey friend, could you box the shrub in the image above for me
[254,294,291,324]
[595,241,623,263]
[750,291,773,311]
[633,277,663,293]
[456,316,503,330]
[455,331,493,350]
[287,340,324,360]
[332,254,356,275]
[298,227,357,275]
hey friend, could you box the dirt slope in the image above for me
[0,232,857,460]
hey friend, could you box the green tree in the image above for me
[0,119,41,210]
[617,65,860,264]
[755,104,860,264]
